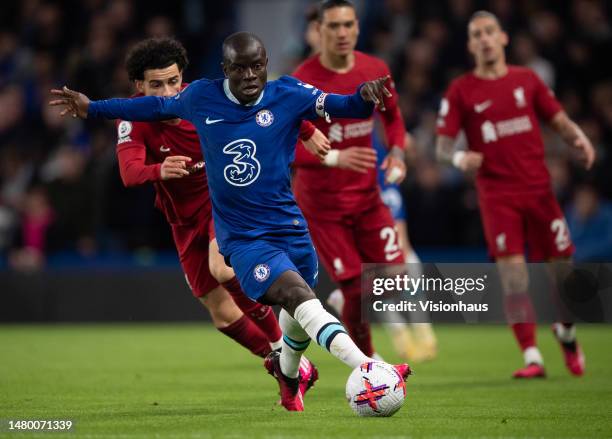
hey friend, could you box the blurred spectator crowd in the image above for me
[1,0,612,270]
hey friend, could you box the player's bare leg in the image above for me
[262,271,411,411]
[198,286,271,358]
[401,226,437,362]
[548,257,585,376]
[497,254,545,378]
[209,238,283,350]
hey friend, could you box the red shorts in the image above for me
[305,199,404,282]
[171,213,219,298]
[479,189,574,261]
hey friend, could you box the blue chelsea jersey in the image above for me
[183,76,321,253]
[88,75,373,255]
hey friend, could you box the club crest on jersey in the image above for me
[117,121,132,143]
[253,264,271,282]
[255,109,274,127]
[118,121,132,137]
[514,87,526,108]
[222,138,261,186]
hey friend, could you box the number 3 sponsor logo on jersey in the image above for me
[223,138,261,186]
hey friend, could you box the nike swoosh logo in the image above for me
[474,100,492,113]
[160,145,170,152]
[205,117,224,125]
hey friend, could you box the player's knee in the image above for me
[498,264,529,294]
[199,287,242,327]
[282,284,316,315]
[209,258,234,283]
[269,283,315,315]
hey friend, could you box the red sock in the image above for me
[340,277,374,357]
[511,323,536,351]
[504,294,537,351]
[218,314,271,358]
[223,277,282,344]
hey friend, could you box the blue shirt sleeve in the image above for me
[88,80,201,122]
[278,75,374,121]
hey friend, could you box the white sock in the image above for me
[279,309,310,378]
[524,346,544,365]
[269,338,283,351]
[294,299,370,369]
[553,323,576,343]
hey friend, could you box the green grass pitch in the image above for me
[1,324,611,438]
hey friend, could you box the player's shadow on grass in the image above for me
[108,406,237,418]
[417,376,566,390]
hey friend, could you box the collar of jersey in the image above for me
[223,79,265,106]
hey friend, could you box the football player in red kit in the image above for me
[115,37,321,389]
[436,11,595,378]
[292,0,437,360]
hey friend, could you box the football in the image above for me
[345,361,406,417]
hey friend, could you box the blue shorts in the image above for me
[227,233,319,301]
[380,186,407,221]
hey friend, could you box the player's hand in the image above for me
[574,131,596,170]
[49,86,91,119]
[303,128,331,161]
[337,147,377,173]
[359,76,392,112]
[456,151,484,173]
[381,146,407,184]
[160,156,192,180]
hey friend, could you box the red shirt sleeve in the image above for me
[299,120,316,141]
[376,63,406,149]
[436,80,464,138]
[531,71,562,122]
[115,120,161,187]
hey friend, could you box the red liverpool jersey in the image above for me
[437,66,562,195]
[292,51,405,220]
[115,116,210,226]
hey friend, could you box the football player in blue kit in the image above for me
[50,32,411,411]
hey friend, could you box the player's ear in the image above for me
[500,31,509,47]
[221,61,228,78]
[135,80,144,94]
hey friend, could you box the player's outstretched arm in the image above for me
[436,135,483,172]
[50,86,185,122]
[550,111,596,170]
[359,76,393,112]
[49,86,90,118]
[317,76,391,121]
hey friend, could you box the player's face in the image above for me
[136,63,183,97]
[223,44,268,104]
[467,17,508,66]
[319,6,359,57]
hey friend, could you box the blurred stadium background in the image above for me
[1,0,612,321]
